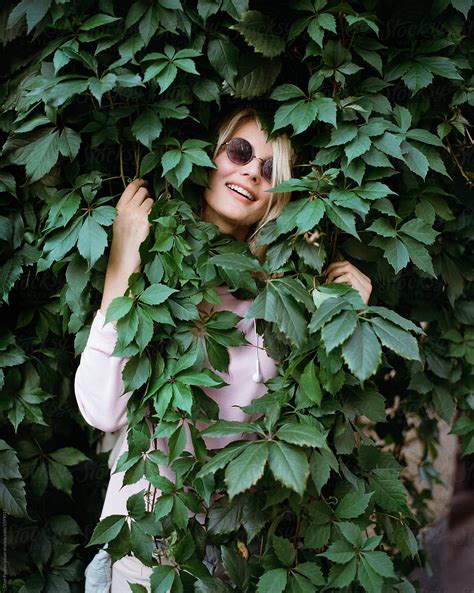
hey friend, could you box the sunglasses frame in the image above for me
[220,137,273,183]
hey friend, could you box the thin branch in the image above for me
[446,137,472,185]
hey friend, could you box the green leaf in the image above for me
[232,56,282,99]
[88,514,126,545]
[132,109,163,150]
[318,12,337,32]
[314,96,337,127]
[416,56,462,80]
[393,106,412,132]
[7,0,52,33]
[246,284,307,347]
[361,551,396,578]
[327,558,357,588]
[273,535,296,567]
[150,565,176,593]
[77,216,108,270]
[276,423,328,449]
[451,0,471,18]
[372,132,404,161]
[337,522,363,546]
[257,568,288,593]
[80,13,121,29]
[221,545,250,589]
[370,306,423,335]
[402,61,434,93]
[0,439,28,518]
[129,585,148,593]
[232,10,285,58]
[0,475,28,518]
[49,447,89,466]
[319,540,356,563]
[358,556,383,593]
[207,36,239,85]
[342,321,382,381]
[274,99,319,135]
[370,318,420,361]
[325,201,360,239]
[399,219,439,245]
[12,129,60,182]
[89,73,118,103]
[368,470,409,513]
[268,441,309,496]
[195,577,233,593]
[366,218,396,238]
[201,420,257,437]
[122,353,151,392]
[371,237,410,273]
[310,449,337,494]
[196,443,248,478]
[299,361,322,405]
[58,127,81,159]
[139,283,178,305]
[321,310,358,352]
[225,442,268,498]
[48,459,73,496]
[357,181,396,200]
[210,254,261,272]
[295,562,325,585]
[402,143,429,179]
[295,199,326,233]
[328,124,358,146]
[406,128,444,147]
[270,84,305,101]
[335,491,373,519]
[344,133,372,164]
[105,296,134,323]
[178,371,222,387]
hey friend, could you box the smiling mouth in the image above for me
[225,183,256,202]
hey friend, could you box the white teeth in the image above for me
[226,183,255,201]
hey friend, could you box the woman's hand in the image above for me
[323,260,372,305]
[99,180,154,317]
[109,179,154,272]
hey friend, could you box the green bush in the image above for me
[0,0,473,591]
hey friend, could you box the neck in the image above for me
[201,203,249,242]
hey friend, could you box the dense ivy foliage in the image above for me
[0,0,473,591]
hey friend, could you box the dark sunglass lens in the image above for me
[227,138,252,164]
[263,159,273,182]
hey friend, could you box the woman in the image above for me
[75,107,372,591]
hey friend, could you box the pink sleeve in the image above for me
[74,309,132,432]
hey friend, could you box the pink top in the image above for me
[74,286,278,520]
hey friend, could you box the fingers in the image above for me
[140,197,154,214]
[323,260,373,304]
[324,260,370,283]
[329,272,362,290]
[132,187,151,207]
[116,179,148,208]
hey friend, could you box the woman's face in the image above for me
[202,119,274,241]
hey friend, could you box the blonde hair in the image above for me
[210,107,295,261]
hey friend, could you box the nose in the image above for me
[240,156,263,181]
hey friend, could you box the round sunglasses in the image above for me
[221,137,273,183]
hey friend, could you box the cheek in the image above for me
[214,154,235,179]
[205,156,239,200]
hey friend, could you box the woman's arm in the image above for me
[74,179,154,432]
[100,179,154,317]
[74,309,132,432]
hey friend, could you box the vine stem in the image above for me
[119,143,127,189]
[446,137,472,185]
[134,143,140,179]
